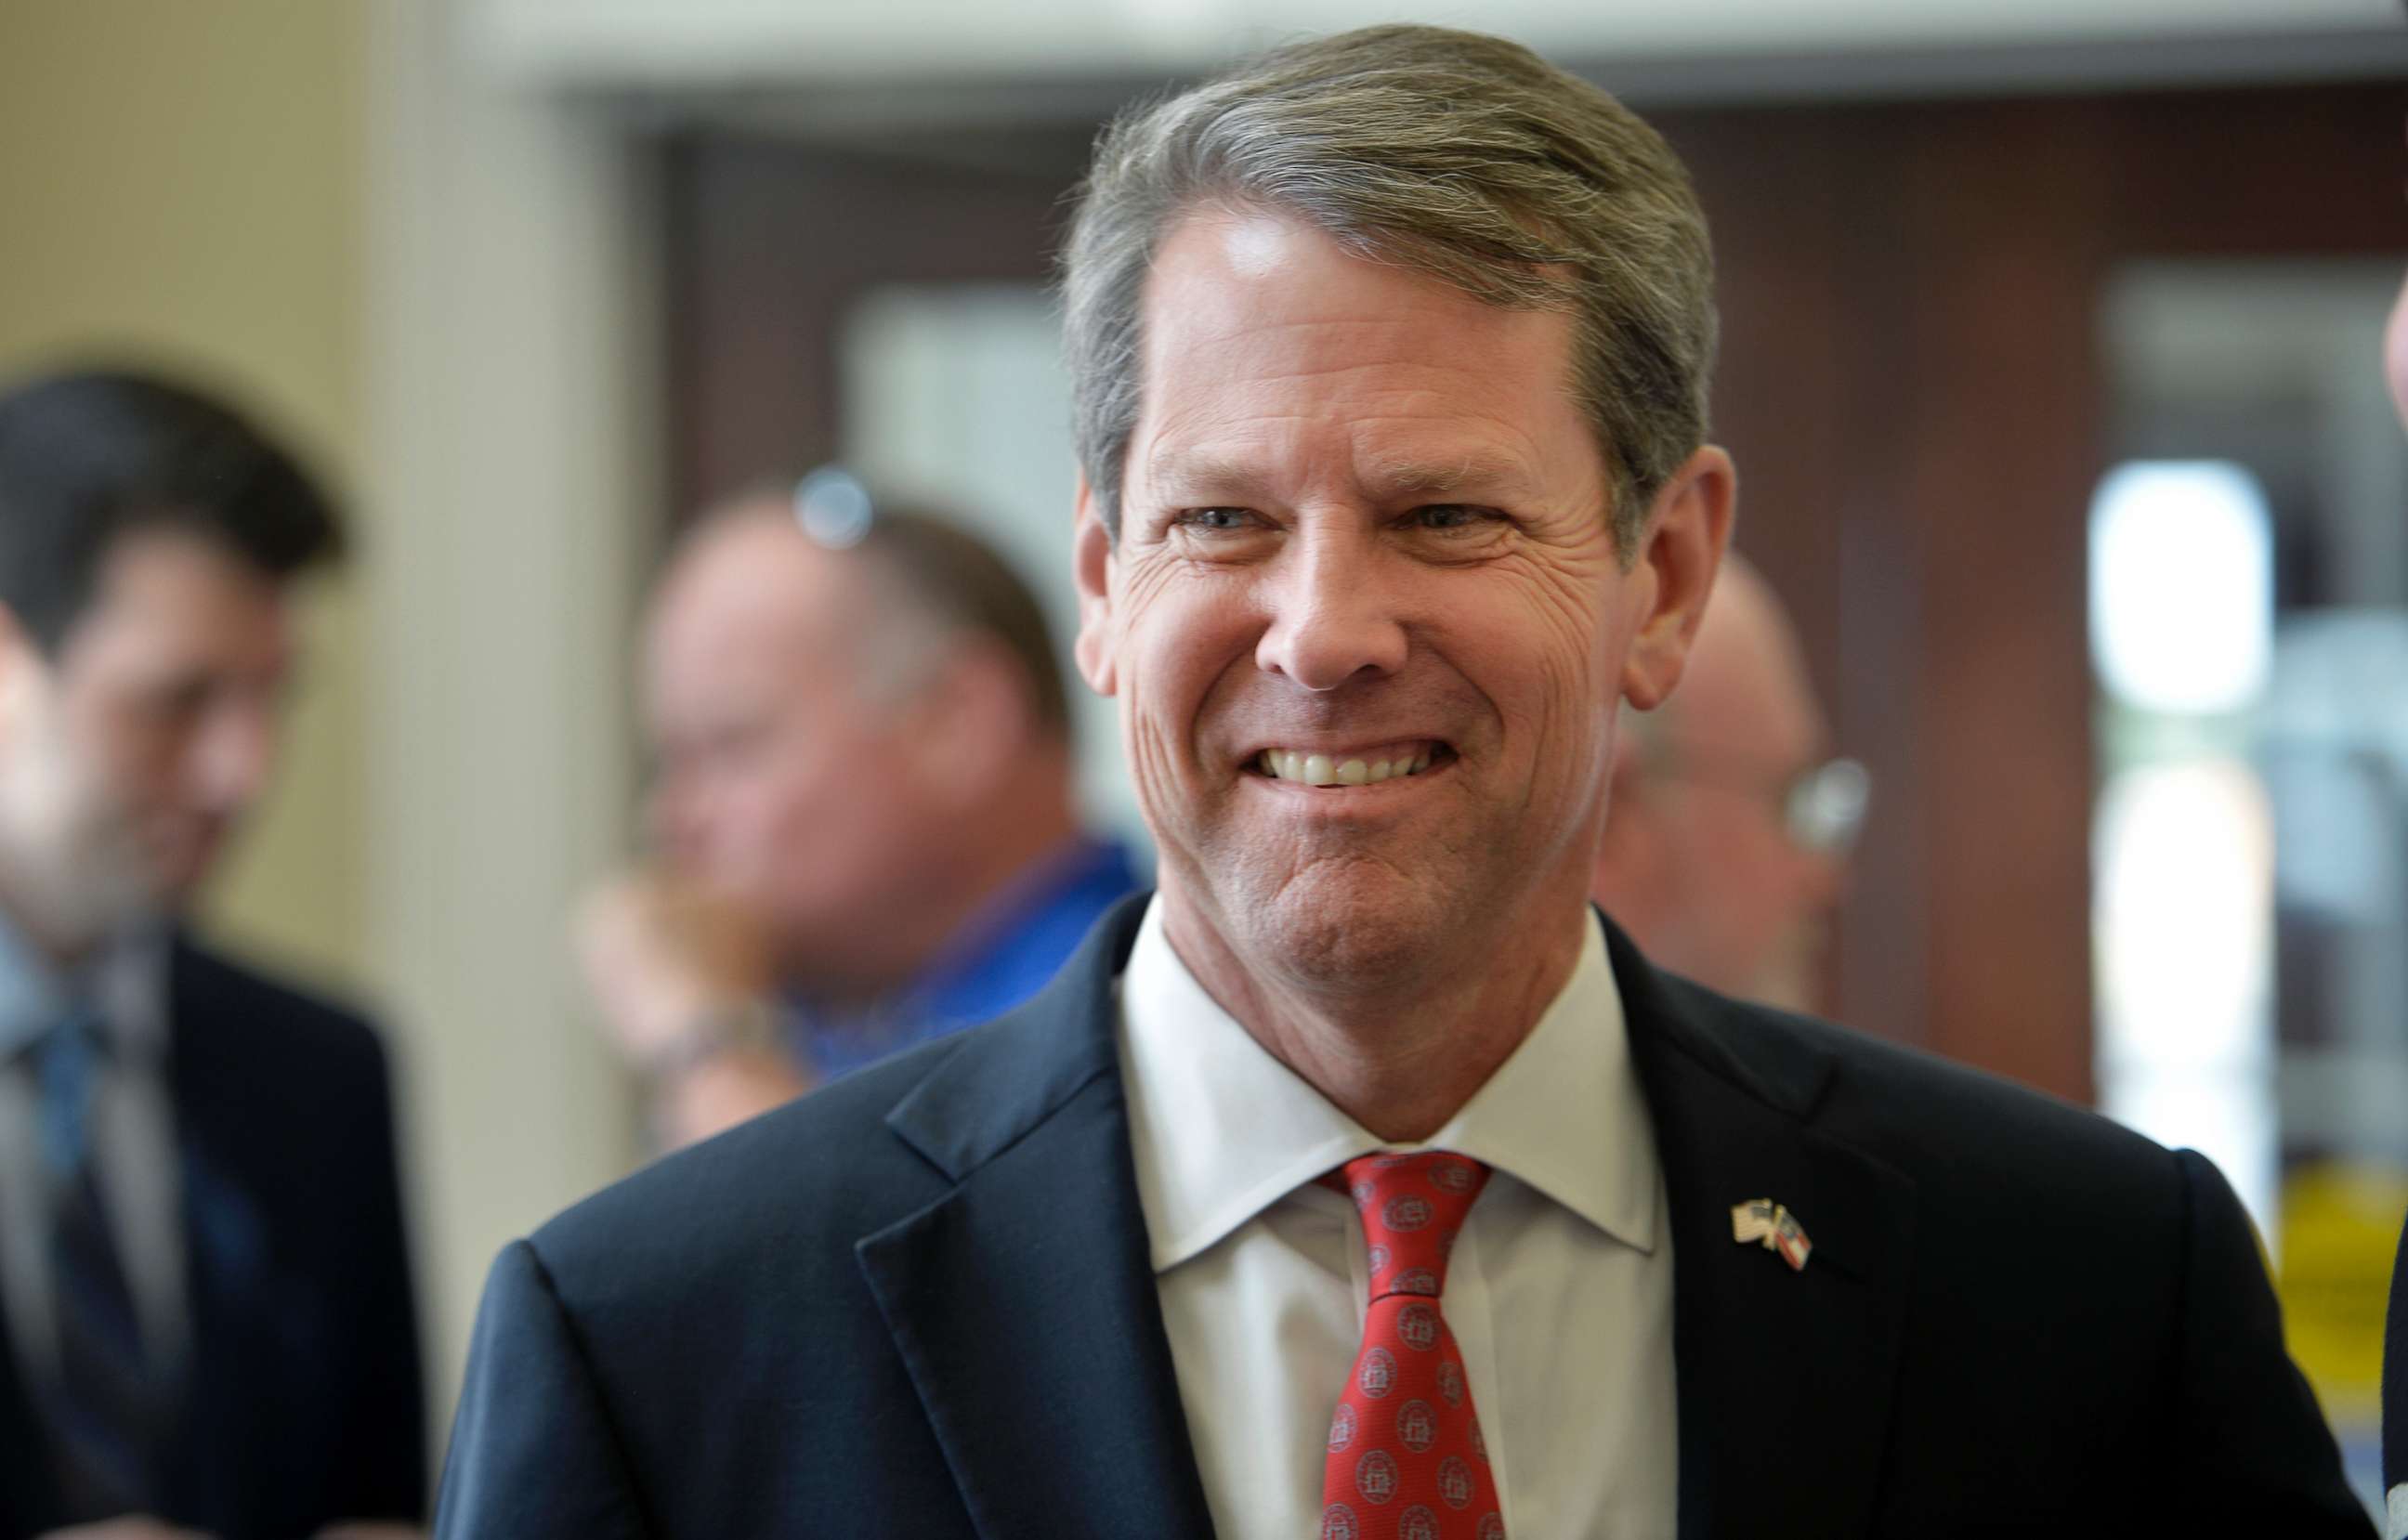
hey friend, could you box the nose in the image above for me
[1253,527,1409,691]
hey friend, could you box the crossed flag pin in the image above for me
[1731,1198,1813,1272]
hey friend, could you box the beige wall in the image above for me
[0,0,652,1420]
[0,0,370,991]
[0,0,684,1442]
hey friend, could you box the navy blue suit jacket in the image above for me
[438,899,2363,1537]
[0,940,426,1540]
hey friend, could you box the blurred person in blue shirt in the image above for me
[580,480,1139,1148]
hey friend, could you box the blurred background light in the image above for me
[2087,460,2273,716]
[2094,758,2278,1236]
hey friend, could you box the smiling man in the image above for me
[437,26,2363,1538]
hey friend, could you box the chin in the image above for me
[1219,852,1461,990]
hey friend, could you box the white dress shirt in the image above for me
[1118,898,1678,1539]
[0,914,187,1386]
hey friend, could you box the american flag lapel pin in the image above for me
[1731,1198,1812,1272]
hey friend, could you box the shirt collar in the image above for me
[1117,897,1659,1276]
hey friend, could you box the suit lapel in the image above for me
[0,1293,60,1537]
[1609,921,1917,1540]
[857,897,1217,1540]
[157,940,268,1532]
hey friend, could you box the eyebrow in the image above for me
[1142,450,1276,505]
[1141,449,1540,506]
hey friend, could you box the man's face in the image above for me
[643,518,933,981]
[1625,581,1845,1011]
[1076,207,1728,989]
[0,529,294,943]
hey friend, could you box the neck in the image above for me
[800,761,1086,1010]
[1159,884,1590,1142]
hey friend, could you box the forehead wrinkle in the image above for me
[1142,414,1559,516]
[1358,451,1541,503]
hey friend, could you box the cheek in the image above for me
[59,703,170,824]
[1122,581,1252,747]
[773,736,917,869]
[1722,818,1804,922]
[1455,596,1611,776]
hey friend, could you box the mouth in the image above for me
[1247,739,1457,788]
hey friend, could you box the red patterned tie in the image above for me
[1320,1152,1505,1540]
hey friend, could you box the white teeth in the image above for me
[1260,746,1441,784]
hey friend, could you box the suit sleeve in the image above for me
[435,1240,656,1540]
[2165,1148,2373,1534]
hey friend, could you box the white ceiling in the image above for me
[470,0,2406,93]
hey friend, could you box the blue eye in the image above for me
[1174,507,1254,530]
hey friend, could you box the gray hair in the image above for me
[1060,22,1718,558]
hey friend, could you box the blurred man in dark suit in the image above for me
[0,371,423,1540]
[1591,555,1862,1012]
[440,26,2362,1538]
[578,487,1138,1146]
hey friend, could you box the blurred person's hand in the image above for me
[40,1520,212,1540]
[578,868,812,1145]
[578,868,779,1071]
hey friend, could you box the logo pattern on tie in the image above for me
[1319,1151,1507,1540]
[1361,1348,1397,1398]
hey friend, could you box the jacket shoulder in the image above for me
[526,1026,973,1304]
[175,938,385,1056]
[1646,968,2191,1230]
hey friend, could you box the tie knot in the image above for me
[35,1007,106,1176]
[1335,1151,1489,1300]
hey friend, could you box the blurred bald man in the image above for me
[1590,555,1864,1012]
[581,487,1138,1148]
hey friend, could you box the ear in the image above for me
[1619,445,1735,711]
[1071,474,1119,698]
